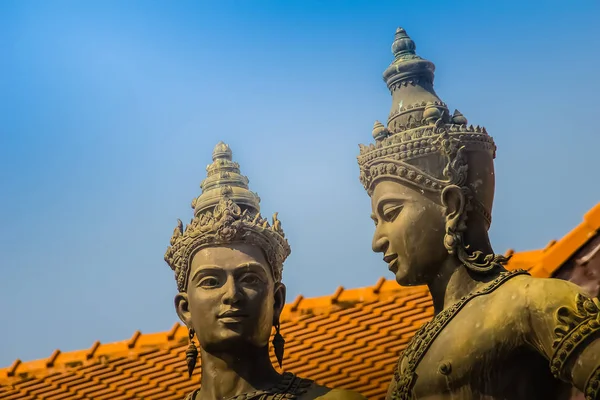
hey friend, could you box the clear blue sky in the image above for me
[1,0,599,367]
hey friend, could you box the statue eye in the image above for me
[383,205,403,222]
[241,274,261,285]
[199,277,220,288]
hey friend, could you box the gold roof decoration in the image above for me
[164,142,291,292]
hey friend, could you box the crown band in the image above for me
[358,121,496,192]
[358,121,494,227]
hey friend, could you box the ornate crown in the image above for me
[164,142,291,292]
[357,27,497,226]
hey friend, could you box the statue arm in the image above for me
[526,278,600,399]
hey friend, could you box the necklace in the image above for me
[390,269,530,400]
[186,372,313,400]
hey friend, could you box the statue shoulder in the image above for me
[525,275,590,310]
[523,276,593,339]
[524,276,598,335]
[523,276,600,398]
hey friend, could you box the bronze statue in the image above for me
[165,142,367,400]
[357,28,600,400]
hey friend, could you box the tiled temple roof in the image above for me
[1,203,598,400]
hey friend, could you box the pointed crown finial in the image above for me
[391,27,416,58]
[212,141,232,161]
[383,27,433,88]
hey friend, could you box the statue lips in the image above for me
[217,309,250,324]
[383,254,399,272]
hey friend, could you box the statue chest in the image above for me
[400,305,518,391]
[390,297,568,400]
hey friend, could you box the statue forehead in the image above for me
[191,243,269,270]
[371,180,430,204]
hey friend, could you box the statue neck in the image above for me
[196,346,280,400]
[427,254,502,315]
[426,220,503,314]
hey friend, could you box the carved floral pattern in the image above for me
[550,294,600,381]
[357,121,495,196]
[584,365,600,400]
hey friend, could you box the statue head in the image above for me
[164,142,291,358]
[357,28,508,286]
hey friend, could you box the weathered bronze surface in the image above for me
[165,142,367,400]
[357,28,600,400]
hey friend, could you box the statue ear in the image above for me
[441,185,466,253]
[441,185,465,223]
[175,292,192,328]
[273,282,287,323]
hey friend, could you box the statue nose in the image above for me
[372,233,389,254]
[222,278,243,305]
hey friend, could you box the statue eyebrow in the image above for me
[375,195,407,217]
[236,262,264,269]
[189,262,268,283]
[234,262,268,277]
[190,265,220,282]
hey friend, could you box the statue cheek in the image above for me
[190,291,218,320]
[388,214,413,249]
[255,288,273,311]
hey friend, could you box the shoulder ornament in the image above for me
[550,293,600,381]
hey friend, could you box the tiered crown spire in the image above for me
[165,142,290,292]
[383,27,457,131]
[192,141,260,216]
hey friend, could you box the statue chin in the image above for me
[393,261,425,287]
[203,332,266,353]
[395,272,425,287]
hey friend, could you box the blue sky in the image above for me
[1,0,599,367]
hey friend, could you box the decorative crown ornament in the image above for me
[357,27,496,226]
[358,27,508,273]
[164,142,291,292]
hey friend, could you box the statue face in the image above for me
[175,243,285,352]
[370,180,449,285]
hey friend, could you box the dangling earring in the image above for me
[442,187,506,273]
[185,328,198,378]
[272,321,285,368]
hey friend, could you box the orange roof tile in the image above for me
[502,203,600,277]
[1,203,598,400]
